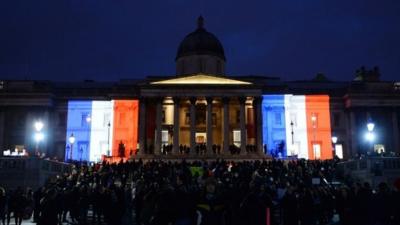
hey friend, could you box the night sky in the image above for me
[0,0,399,81]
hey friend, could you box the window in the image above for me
[311,113,318,128]
[81,113,90,127]
[119,113,126,125]
[274,112,282,125]
[335,144,343,159]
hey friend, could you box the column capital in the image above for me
[238,96,247,104]
[189,97,197,105]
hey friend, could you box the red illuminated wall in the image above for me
[305,95,333,160]
[112,100,139,157]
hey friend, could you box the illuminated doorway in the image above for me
[233,130,241,147]
[335,144,343,159]
[196,132,206,144]
[313,144,321,159]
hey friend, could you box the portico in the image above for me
[137,74,264,157]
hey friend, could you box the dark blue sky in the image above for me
[0,0,399,81]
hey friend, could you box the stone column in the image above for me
[155,98,163,155]
[392,109,399,153]
[239,97,247,155]
[206,97,213,154]
[223,98,230,154]
[255,97,263,155]
[173,97,180,154]
[138,98,146,155]
[190,97,197,154]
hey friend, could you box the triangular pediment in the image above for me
[151,74,251,85]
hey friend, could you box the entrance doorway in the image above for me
[196,132,206,144]
[313,144,321,159]
[233,130,241,147]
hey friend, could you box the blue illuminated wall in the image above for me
[262,95,287,157]
[65,101,92,161]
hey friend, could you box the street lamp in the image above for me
[365,119,375,154]
[34,121,44,154]
[311,113,318,159]
[107,122,111,156]
[69,133,75,160]
[290,120,294,156]
[34,121,44,132]
[367,121,375,132]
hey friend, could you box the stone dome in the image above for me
[176,16,226,61]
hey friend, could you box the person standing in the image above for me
[0,187,7,225]
[196,177,226,225]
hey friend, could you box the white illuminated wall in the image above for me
[89,101,113,162]
[284,95,309,158]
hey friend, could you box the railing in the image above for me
[0,157,72,190]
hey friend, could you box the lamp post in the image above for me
[290,120,294,156]
[366,119,375,154]
[311,113,317,159]
[331,135,338,157]
[107,122,111,156]
[69,133,75,161]
[34,121,44,154]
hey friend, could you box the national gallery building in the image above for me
[1,17,399,162]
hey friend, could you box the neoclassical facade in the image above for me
[0,17,399,161]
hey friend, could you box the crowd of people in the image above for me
[1,158,400,225]
[144,144,260,156]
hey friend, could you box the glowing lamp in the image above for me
[367,122,375,132]
[86,114,91,123]
[69,133,76,144]
[311,115,317,122]
[331,136,338,144]
[34,121,44,132]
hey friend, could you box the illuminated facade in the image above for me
[0,17,399,161]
